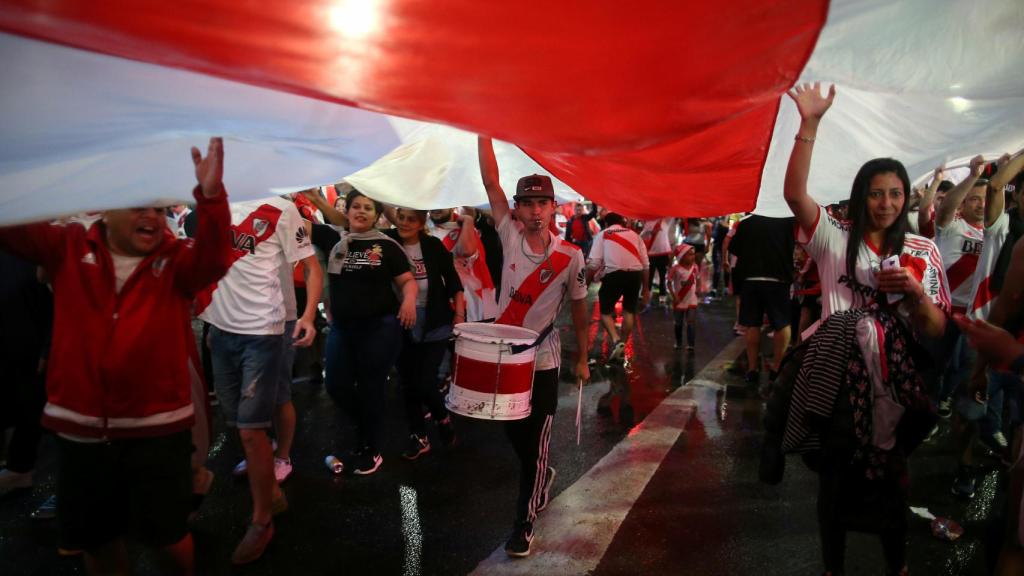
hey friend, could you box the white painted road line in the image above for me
[470,336,748,575]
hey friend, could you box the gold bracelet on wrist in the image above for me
[795,135,816,144]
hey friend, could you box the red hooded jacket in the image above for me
[0,187,231,439]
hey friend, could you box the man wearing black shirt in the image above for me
[728,214,795,384]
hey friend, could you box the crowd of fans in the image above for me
[0,83,1023,575]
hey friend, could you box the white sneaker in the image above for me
[609,341,626,362]
[0,468,33,490]
[274,458,293,483]
[232,440,279,477]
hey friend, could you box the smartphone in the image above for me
[880,255,903,304]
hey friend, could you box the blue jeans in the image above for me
[325,315,403,453]
[209,326,282,429]
[278,320,297,405]
[928,321,972,404]
[981,368,1023,437]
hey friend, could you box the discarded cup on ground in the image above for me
[325,455,344,475]
[931,517,963,541]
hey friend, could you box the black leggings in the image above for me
[649,255,670,295]
[397,337,450,436]
[817,451,908,574]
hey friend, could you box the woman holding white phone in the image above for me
[779,82,951,576]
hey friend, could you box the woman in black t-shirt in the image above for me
[311,191,416,476]
[385,209,465,460]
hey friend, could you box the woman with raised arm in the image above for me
[780,83,951,576]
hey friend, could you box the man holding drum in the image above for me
[478,137,591,558]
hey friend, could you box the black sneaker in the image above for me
[401,435,430,461]
[981,431,1010,461]
[951,466,976,499]
[351,452,383,475]
[438,417,457,448]
[768,370,779,384]
[745,370,760,384]
[937,397,952,419]
[536,466,557,513]
[504,521,534,558]
[31,494,57,520]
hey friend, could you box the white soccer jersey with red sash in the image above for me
[668,263,699,310]
[197,196,313,335]
[642,218,673,256]
[798,205,951,322]
[935,216,984,313]
[496,217,587,371]
[429,222,498,321]
[967,212,1010,320]
[588,224,649,275]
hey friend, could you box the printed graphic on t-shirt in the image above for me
[342,244,385,270]
[410,256,427,280]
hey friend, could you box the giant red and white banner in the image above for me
[0,0,1021,224]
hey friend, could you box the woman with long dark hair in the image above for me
[782,83,949,576]
[384,208,465,459]
[311,190,417,476]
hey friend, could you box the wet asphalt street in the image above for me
[0,289,1003,575]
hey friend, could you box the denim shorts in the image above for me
[278,320,297,405]
[209,326,283,428]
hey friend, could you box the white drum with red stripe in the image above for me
[447,322,537,421]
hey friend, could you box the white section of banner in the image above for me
[345,125,580,211]
[755,0,1024,217]
[0,33,578,226]
[0,33,399,224]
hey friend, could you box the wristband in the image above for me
[795,135,816,144]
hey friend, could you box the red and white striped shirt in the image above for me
[798,205,950,322]
[587,224,649,274]
[668,263,700,310]
[967,212,1011,320]
[935,216,984,312]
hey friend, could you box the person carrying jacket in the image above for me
[385,209,465,460]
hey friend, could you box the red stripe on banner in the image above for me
[497,250,573,327]
[0,1,828,218]
[605,230,643,265]
[945,253,979,294]
[194,203,282,315]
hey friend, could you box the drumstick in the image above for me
[576,377,584,446]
